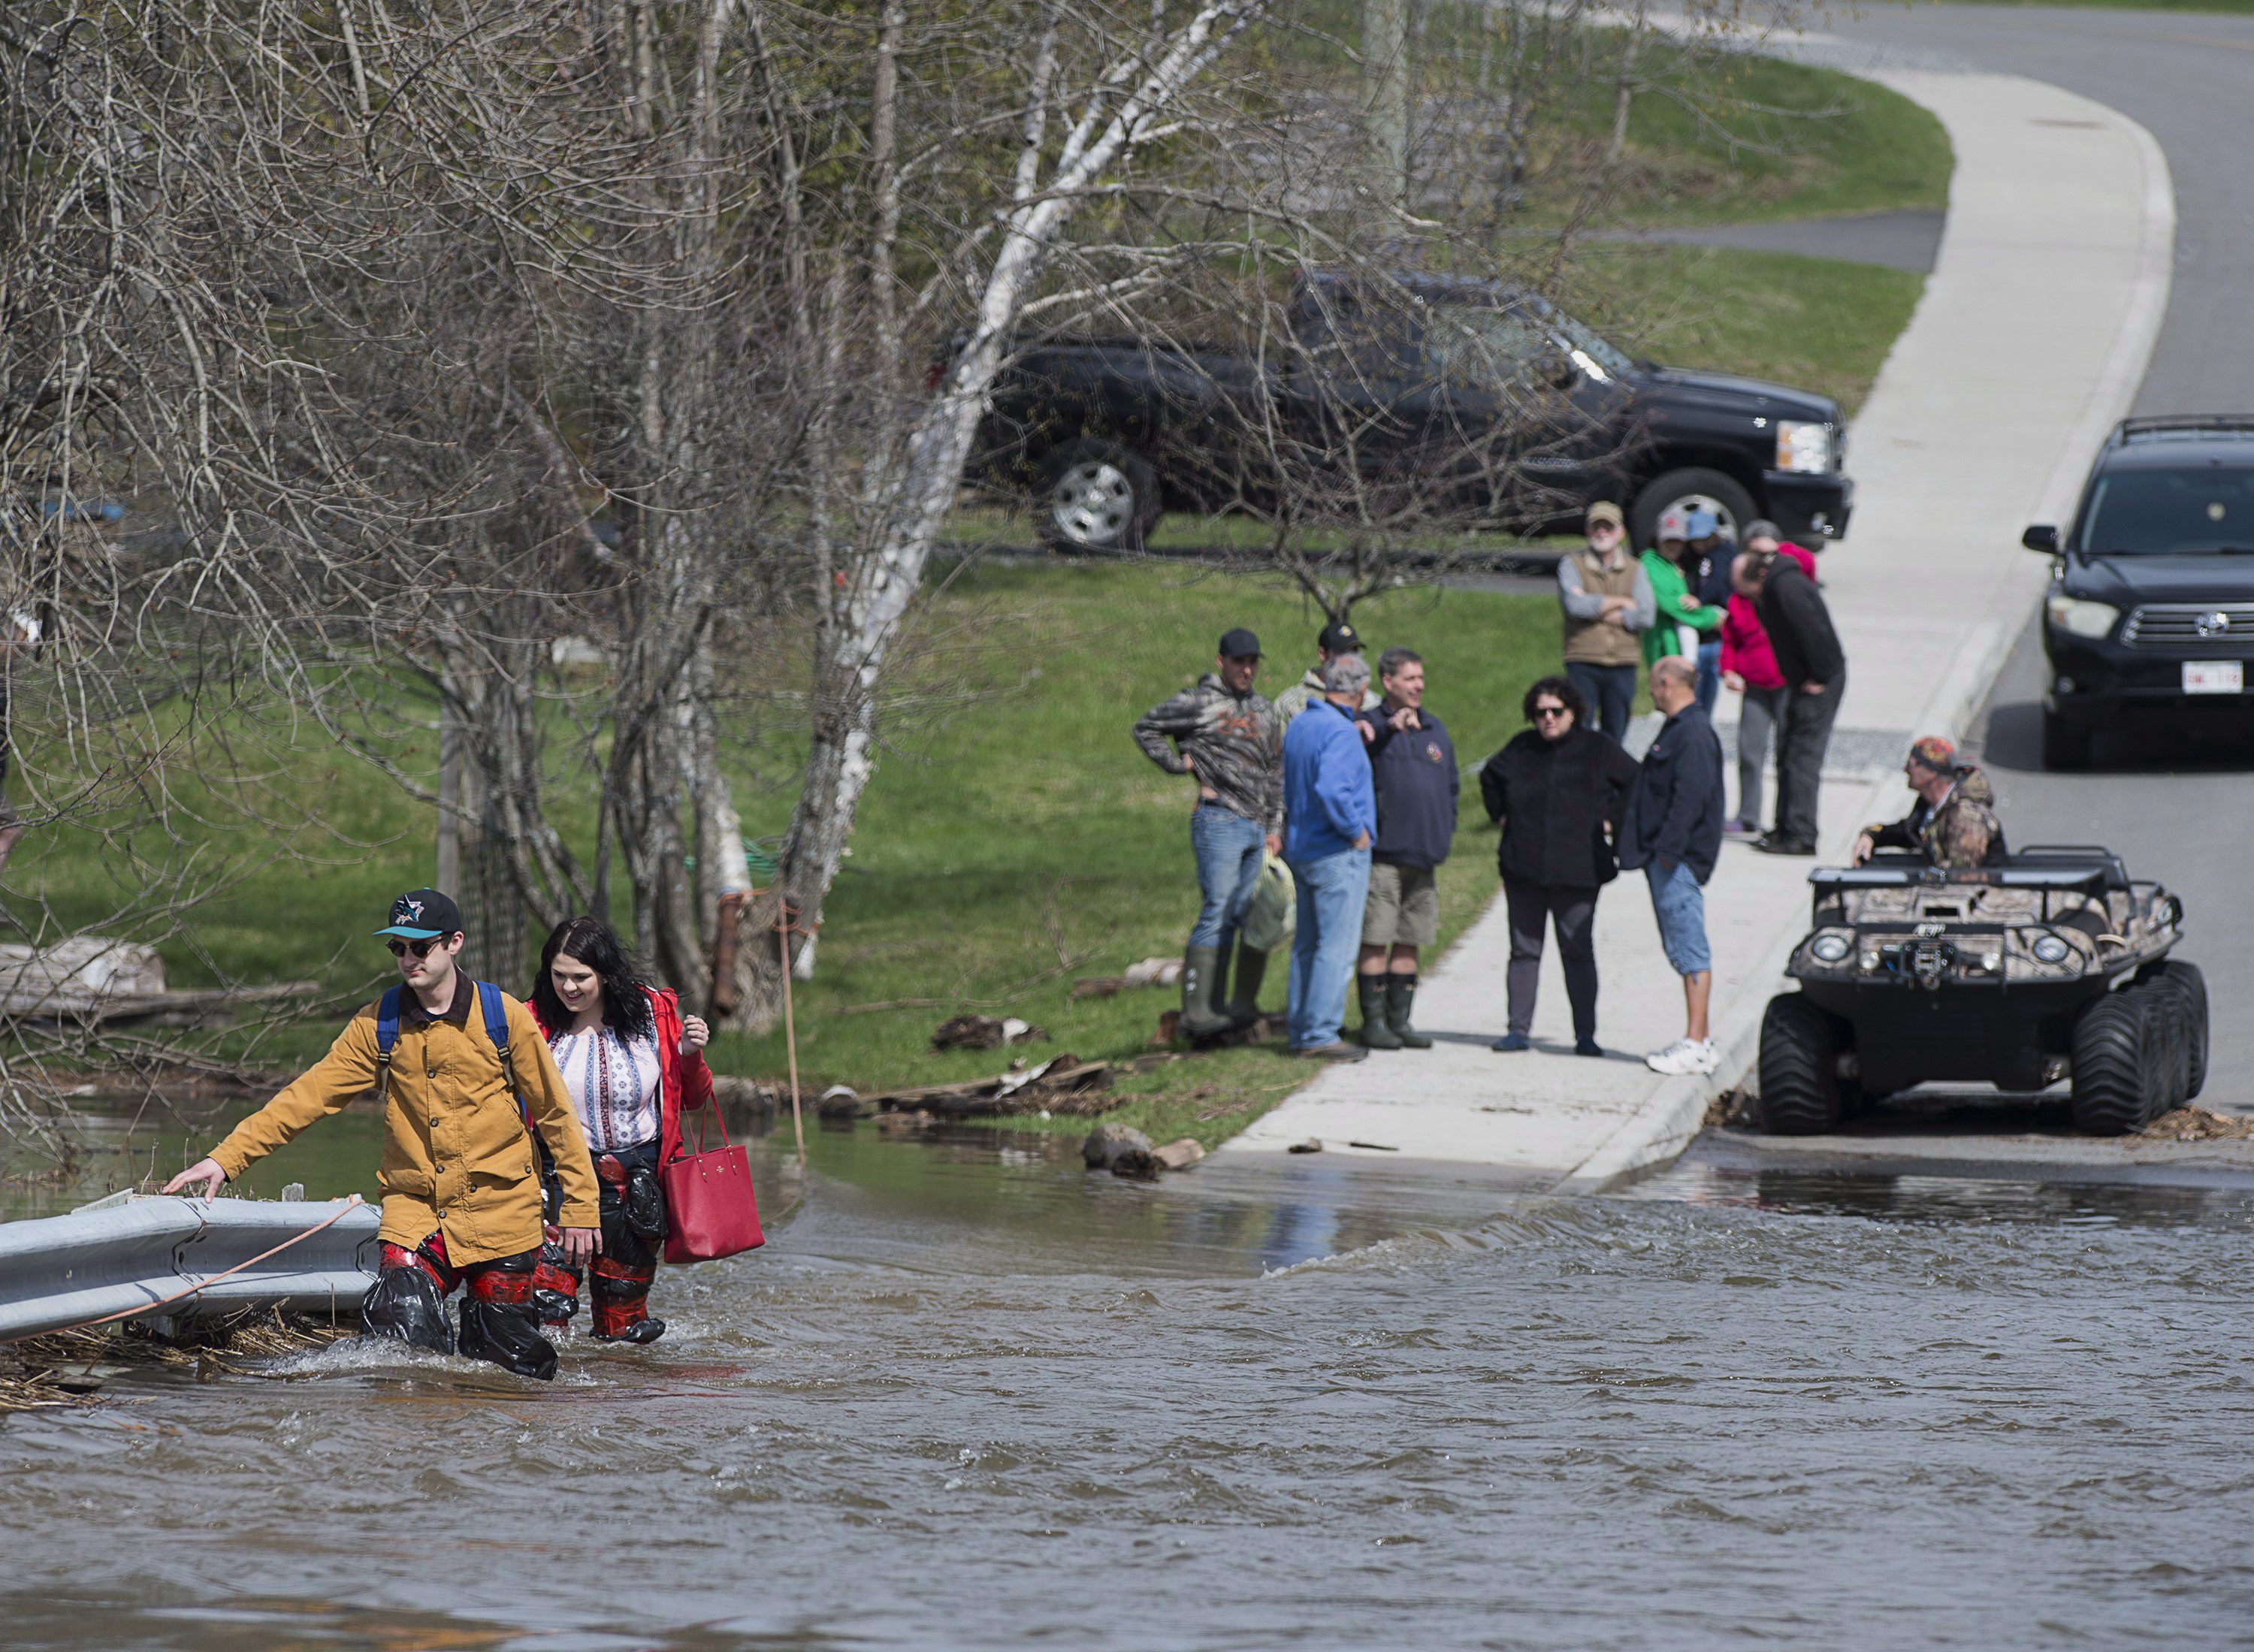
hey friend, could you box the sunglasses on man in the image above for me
[386,937,444,959]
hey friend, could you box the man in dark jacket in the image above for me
[1479,675,1640,1056]
[1618,657,1727,1077]
[1132,628,1286,1037]
[1352,648,1458,1050]
[1737,548,1845,856]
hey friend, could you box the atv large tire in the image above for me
[2151,961,2209,1101]
[1757,993,1845,1134]
[2069,990,2160,1134]
[2132,978,2189,1116]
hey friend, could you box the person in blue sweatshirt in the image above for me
[1282,652,1378,1061]
[1352,647,1458,1051]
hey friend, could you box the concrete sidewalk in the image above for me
[1220,66,2174,1190]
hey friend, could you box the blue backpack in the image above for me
[372,980,530,1127]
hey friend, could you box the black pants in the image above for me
[1503,880,1600,1038]
[1775,668,1845,843]
[534,1140,666,1337]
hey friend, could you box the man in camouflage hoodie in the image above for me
[1853,735,2008,871]
[1132,628,1286,1037]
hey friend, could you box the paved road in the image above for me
[1823,7,2254,1107]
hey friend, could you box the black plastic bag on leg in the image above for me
[458,1299,559,1381]
[622,1165,666,1241]
[361,1266,452,1355]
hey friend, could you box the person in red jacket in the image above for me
[1717,522,1818,838]
[526,916,715,1344]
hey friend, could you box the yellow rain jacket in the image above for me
[210,978,600,1265]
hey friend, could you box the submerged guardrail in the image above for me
[0,1194,380,1341]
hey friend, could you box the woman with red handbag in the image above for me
[526,917,714,1344]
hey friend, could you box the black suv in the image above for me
[2026,415,2254,769]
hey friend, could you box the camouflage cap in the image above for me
[1906,735,1956,771]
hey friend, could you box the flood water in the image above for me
[8,1100,2254,1648]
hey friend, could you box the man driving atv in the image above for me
[1851,735,2008,871]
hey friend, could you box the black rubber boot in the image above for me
[1225,944,1269,1028]
[1357,974,1403,1049]
[1180,945,1231,1039]
[1387,975,1433,1049]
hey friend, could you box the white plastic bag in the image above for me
[1240,854,1297,953]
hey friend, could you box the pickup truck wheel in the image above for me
[1757,993,1845,1134]
[2068,989,2153,1134]
[2041,709,2092,772]
[1630,468,1756,548]
[1037,438,1161,554]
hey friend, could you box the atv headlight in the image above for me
[1809,931,1853,964]
[2030,933,2074,965]
[2044,593,2120,640]
[1776,421,1834,473]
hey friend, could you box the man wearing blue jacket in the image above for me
[1282,652,1377,1061]
[1354,647,1458,1051]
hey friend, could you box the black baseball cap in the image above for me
[1318,621,1362,654]
[1218,627,1261,659]
[375,888,463,940]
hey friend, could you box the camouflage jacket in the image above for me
[1132,673,1285,832]
[1867,767,2007,870]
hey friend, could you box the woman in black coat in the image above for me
[1478,675,1641,1056]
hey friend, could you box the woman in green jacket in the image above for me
[1639,527,1721,672]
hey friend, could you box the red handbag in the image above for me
[661,1098,765,1263]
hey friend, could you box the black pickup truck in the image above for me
[973,270,1854,553]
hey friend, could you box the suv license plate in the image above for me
[2184,661,2243,694]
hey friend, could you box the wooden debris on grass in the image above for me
[930,1013,1045,1052]
[858,1053,1119,1119]
[1071,957,1181,998]
[0,936,320,1028]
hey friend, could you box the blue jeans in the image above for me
[1695,639,1721,715]
[1189,803,1267,953]
[1645,859,1712,977]
[1567,661,1636,744]
[1287,847,1372,1049]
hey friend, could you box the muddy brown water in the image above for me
[5,1101,2254,1648]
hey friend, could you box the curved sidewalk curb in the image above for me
[1551,71,2177,1196]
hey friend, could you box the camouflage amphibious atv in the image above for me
[1758,845,2206,1135]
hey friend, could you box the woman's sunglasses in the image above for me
[386,938,442,959]
[1532,705,1570,720]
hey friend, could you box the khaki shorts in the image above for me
[1361,860,1438,948]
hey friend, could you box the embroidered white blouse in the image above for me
[548,1023,663,1153]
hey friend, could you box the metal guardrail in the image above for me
[0,1195,380,1341]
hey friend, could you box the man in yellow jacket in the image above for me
[165,889,600,1379]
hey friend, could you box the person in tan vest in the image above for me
[1556,500,1655,742]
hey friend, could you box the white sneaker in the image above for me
[1645,1037,1718,1077]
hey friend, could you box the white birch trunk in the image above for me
[745,0,1262,1029]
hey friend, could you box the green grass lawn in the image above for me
[0,23,1945,1154]
[0,562,1557,1152]
[706,560,1558,1148]
[1574,246,1927,417]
